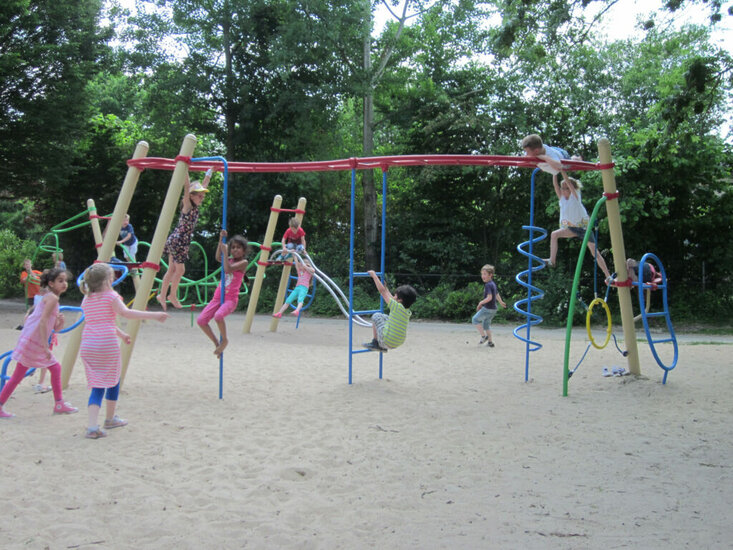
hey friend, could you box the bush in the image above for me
[0,229,38,298]
[411,281,481,321]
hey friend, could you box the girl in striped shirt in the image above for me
[80,264,169,439]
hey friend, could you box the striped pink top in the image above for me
[12,294,58,368]
[296,268,312,288]
[80,290,123,388]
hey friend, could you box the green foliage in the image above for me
[0,0,111,197]
[0,229,38,298]
[411,281,479,321]
[0,199,46,243]
[2,0,733,329]
[669,289,733,324]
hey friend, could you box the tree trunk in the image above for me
[222,4,235,158]
[362,21,379,270]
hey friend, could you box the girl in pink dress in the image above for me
[197,231,249,358]
[0,268,78,418]
[156,170,212,310]
[80,264,169,439]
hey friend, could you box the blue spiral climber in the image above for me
[513,168,547,381]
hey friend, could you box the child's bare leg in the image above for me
[475,323,486,337]
[199,322,219,349]
[168,263,185,308]
[548,230,560,265]
[105,399,117,423]
[156,255,175,310]
[587,241,611,279]
[213,319,228,357]
[547,228,574,265]
[88,404,101,430]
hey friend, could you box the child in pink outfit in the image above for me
[272,254,315,318]
[197,231,249,358]
[0,268,78,418]
[80,263,169,439]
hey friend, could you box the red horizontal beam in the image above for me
[127,154,612,173]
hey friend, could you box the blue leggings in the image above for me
[88,383,120,407]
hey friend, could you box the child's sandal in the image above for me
[85,428,107,439]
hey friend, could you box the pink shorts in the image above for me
[196,297,237,326]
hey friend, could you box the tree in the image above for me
[0,0,111,197]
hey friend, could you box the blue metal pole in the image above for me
[526,169,535,380]
[348,168,356,384]
[379,168,388,379]
[192,156,228,399]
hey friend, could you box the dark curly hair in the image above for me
[40,267,70,287]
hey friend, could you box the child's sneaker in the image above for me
[363,340,388,353]
[53,401,78,415]
[0,405,14,418]
[33,384,51,394]
[104,415,128,429]
[272,312,282,318]
[479,335,489,345]
[487,341,495,348]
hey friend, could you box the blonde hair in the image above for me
[562,177,582,190]
[481,264,495,275]
[81,263,113,294]
[521,134,543,150]
[289,217,301,229]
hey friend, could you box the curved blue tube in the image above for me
[57,306,85,334]
[637,253,678,383]
[0,350,13,391]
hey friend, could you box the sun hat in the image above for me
[189,181,209,194]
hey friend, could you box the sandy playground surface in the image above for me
[0,298,731,549]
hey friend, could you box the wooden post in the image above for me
[243,195,283,333]
[119,135,198,386]
[598,138,640,375]
[61,142,149,388]
[270,197,307,332]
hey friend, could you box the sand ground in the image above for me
[0,298,731,549]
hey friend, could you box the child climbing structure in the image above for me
[242,195,307,334]
[70,134,658,395]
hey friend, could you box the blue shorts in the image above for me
[472,308,497,330]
